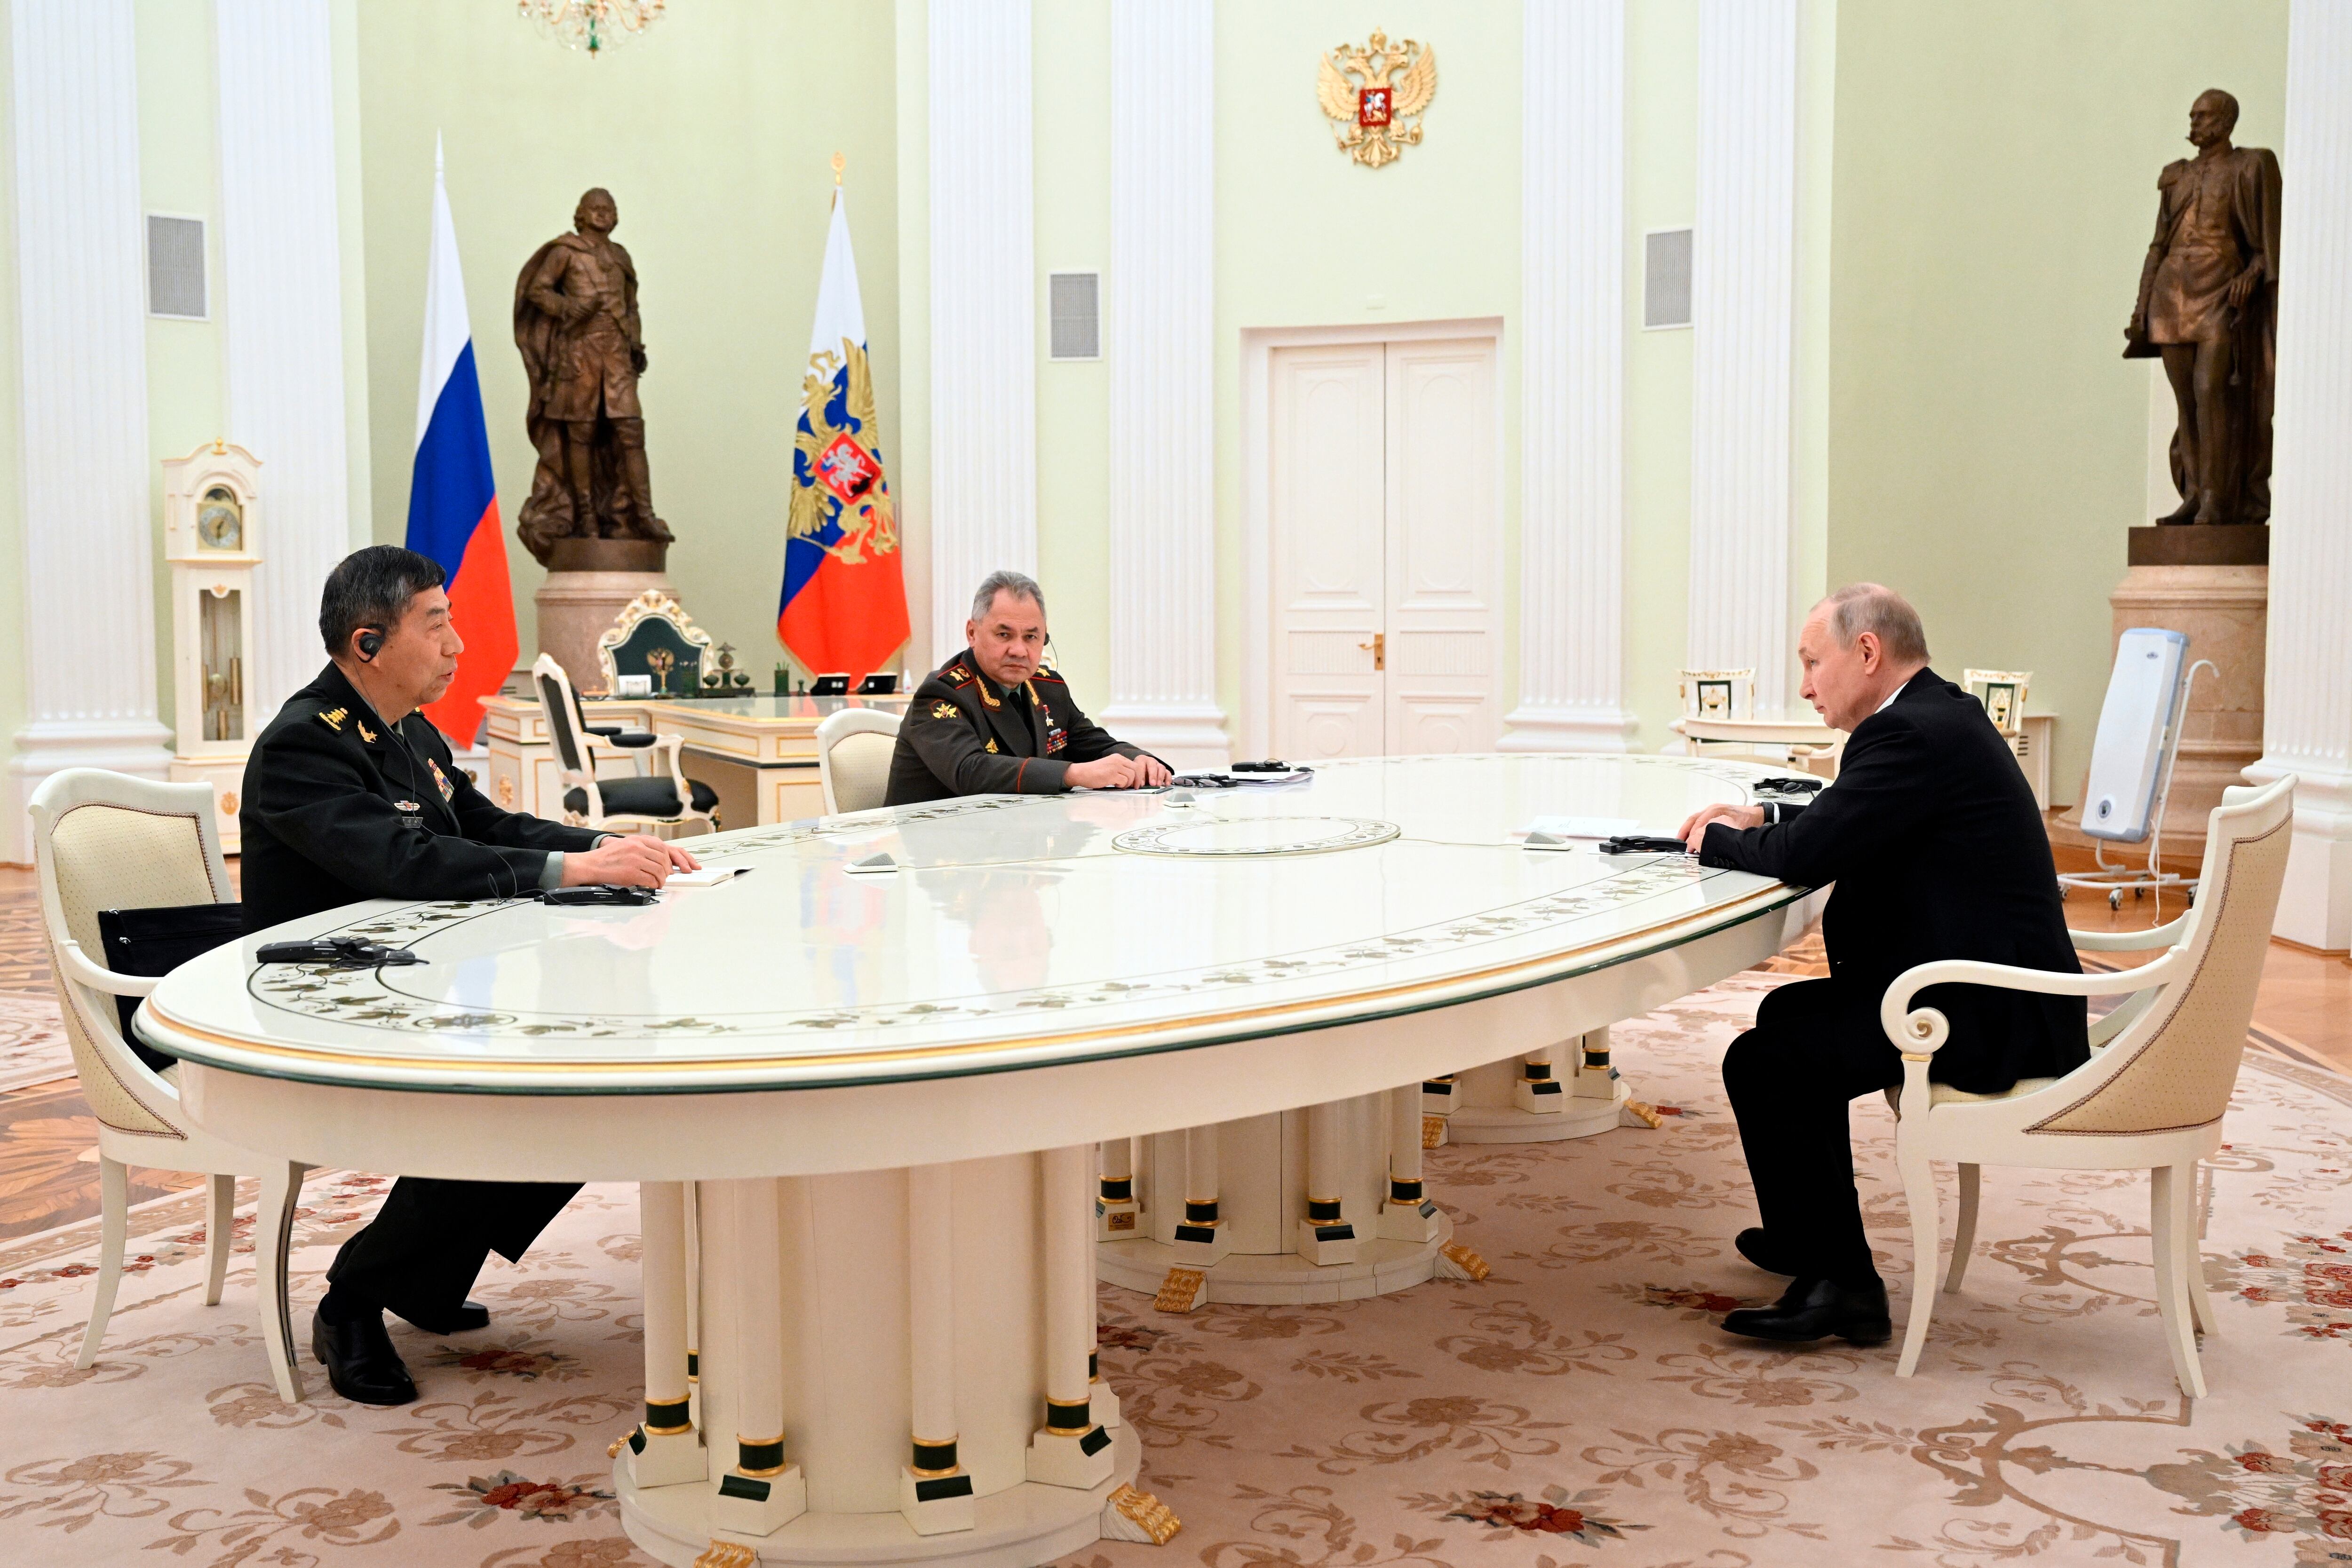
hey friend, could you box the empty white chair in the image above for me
[532,654,717,835]
[1880,774,2295,1394]
[817,707,903,815]
[28,768,311,1400]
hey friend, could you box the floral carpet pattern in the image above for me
[0,973,2346,1568]
[0,992,70,1095]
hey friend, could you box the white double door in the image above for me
[1269,335,1501,760]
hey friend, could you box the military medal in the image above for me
[428,758,456,803]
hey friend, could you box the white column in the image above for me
[1503,0,1635,752]
[5,0,172,859]
[2249,0,2352,949]
[927,0,1036,657]
[1101,0,1228,768]
[1686,0,1801,717]
[216,0,353,722]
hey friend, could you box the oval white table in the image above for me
[143,754,1806,1568]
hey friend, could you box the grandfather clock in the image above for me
[162,440,262,852]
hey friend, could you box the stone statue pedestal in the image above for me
[533,538,670,695]
[2058,526,2267,869]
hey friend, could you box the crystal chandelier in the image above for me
[517,0,668,57]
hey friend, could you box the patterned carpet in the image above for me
[0,974,2345,1568]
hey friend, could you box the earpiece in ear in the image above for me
[357,628,385,661]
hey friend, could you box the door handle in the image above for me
[1358,633,1385,671]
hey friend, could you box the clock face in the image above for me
[197,487,243,551]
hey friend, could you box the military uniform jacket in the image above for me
[240,663,602,933]
[883,651,1147,806]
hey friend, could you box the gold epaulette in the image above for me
[317,707,349,733]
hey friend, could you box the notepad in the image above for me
[665,865,747,887]
[844,852,899,877]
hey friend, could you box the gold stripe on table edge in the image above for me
[147,884,1799,1080]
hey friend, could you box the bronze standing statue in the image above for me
[514,188,672,564]
[2124,90,2280,527]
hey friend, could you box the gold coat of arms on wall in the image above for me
[1316,29,1436,168]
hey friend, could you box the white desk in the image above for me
[143,754,1806,1568]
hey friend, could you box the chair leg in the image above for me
[254,1161,309,1404]
[75,1157,131,1370]
[1895,1141,1940,1378]
[2149,1164,2206,1400]
[1943,1163,1980,1294]
[204,1173,235,1307]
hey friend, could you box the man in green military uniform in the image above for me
[242,546,698,1405]
[885,570,1171,805]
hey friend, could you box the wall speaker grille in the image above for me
[1048,271,1099,361]
[1643,228,1692,330]
[147,214,207,320]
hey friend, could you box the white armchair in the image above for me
[816,707,902,815]
[532,654,717,835]
[27,768,312,1401]
[1878,774,2295,1395]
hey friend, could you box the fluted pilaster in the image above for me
[2248,0,2352,947]
[1101,0,1228,767]
[5,0,171,858]
[927,0,1036,658]
[1502,0,1634,752]
[1686,0,1800,717]
[218,0,355,723]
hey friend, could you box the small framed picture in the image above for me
[1695,679,1734,719]
[1981,682,2018,731]
[614,674,653,698]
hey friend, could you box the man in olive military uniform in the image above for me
[885,570,1171,805]
[243,546,698,1405]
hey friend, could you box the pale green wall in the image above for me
[1827,0,2287,803]
[1032,0,1112,695]
[354,0,900,697]
[1623,0,1697,753]
[1211,1,1525,739]
[136,0,225,736]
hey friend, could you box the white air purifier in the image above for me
[2082,628,2190,845]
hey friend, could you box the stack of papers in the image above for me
[1510,816,1641,841]
[1168,770,1315,790]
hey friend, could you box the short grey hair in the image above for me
[970,569,1046,624]
[1815,582,1930,664]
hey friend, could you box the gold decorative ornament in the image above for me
[1106,1483,1184,1545]
[1316,30,1437,168]
[1437,1241,1491,1281]
[1153,1266,1208,1314]
[691,1543,756,1568]
[516,0,667,56]
[496,775,516,807]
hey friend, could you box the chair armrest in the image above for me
[2070,912,2193,952]
[1879,949,2180,1054]
[59,939,160,998]
[584,723,626,739]
[608,732,659,749]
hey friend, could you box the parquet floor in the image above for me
[0,862,2340,1246]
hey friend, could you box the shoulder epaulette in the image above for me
[317,706,349,733]
[1033,668,1068,686]
[941,664,975,687]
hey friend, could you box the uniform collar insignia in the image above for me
[318,706,348,732]
[985,738,999,753]
[357,720,377,744]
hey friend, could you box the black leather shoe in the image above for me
[1719,1276,1892,1346]
[1735,1228,1798,1275]
[391,1299,491,1335]
[311,1308,419,1405]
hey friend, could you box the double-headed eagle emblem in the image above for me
[790,339,899,565]
[1316,29,1437,169]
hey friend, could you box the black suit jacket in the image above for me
[883,651,1148,806]
[1700,668,2088,1093]
[240,664,602,933]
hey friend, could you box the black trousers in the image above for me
[1722,978,1907,1290]
[327,1178,581,1317]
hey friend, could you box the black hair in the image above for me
[318,545,446,658]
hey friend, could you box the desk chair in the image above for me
[533,655,718,835]
[1879,774,2294,1394]
[27,769,311,1401]
[595,589,712,698]
[817,708,902,814]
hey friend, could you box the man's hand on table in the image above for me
[564,833,701,887]
[1065,754,1172,790]
[1678,803,1765,854]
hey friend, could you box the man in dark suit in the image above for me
[885,570,1171,805]
[1677,583,2087,1345]
[243,546,698,1404]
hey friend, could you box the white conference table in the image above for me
[142,753,1809,1568]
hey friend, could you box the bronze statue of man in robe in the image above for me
[2124,89,2280,527]
[514,188,672,563]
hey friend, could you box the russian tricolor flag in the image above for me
[407,141,517,746]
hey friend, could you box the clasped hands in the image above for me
[1065,754,1174,790]
[1675,803,1765,854]
[563,832,701,888]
